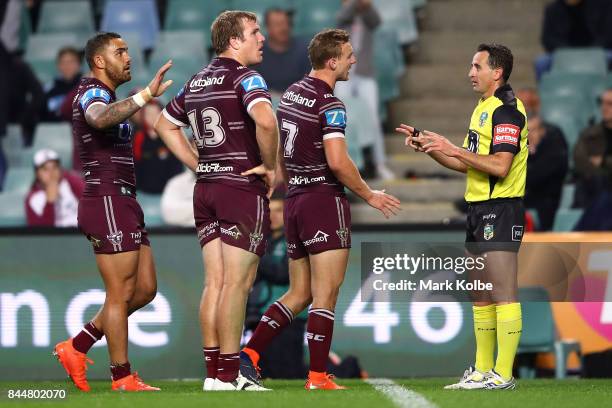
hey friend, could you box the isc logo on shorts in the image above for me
[306,332,325,342]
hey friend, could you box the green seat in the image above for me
[558,184,575,210]
[552,208,583,232]
[551,47,608,76]
[517,287,582,379]
[0,192,27,226]
[148,56,205,103]
[37,1,95,35]
[164,0,230,48]
[4,168,34,194]
[293,0,341,37]
[232,0,293,34]
[137,193,164,227]
[31,123,73,169]
[374,28,403,103]
[25,33,80,84]
[152,31,208,61]
[373,0,419,44]
[540,72,606,113]
[540,95,591,152]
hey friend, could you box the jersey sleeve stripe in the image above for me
[162,108,188,127]
[322,132,345,140]
[246,97,272,114]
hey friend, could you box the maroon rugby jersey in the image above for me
[277,76,347,197]
[72,77,136,197]
[163,57,272,195]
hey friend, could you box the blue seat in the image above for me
[517,287,582,379]
[101,0,160,50]
[540,95,591,152]
[373,0,419,44]
[293,0,342,37]
[137,192,164,227]
[540,72,606,114]
[37,1,95,35]
[374,28,404,103]
[558,184,575,210]
[25,33,80,84]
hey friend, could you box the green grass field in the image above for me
[1,379,611,408]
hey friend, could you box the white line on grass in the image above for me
[366,378,437,408]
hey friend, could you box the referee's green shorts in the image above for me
[465,197,525,254]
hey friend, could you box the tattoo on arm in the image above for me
[85,98,140,129]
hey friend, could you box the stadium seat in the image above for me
[373,0,419,44]
[31,123,73,169]
[540,72,606,113]
[152,31,208,61]
[231,0,293,30]
[344,95,376,169]
[0,192,26,226]
[374,28,404,103]
[558,184,575,210]
[25,33,80,84]
[552,208,583,232]
[101,0,160,50]
[293,0,342,37]
[37,1,95,35]
[551,48,608,76]
[540,95,591,152]
[4,168,34,194]
[517,287,582,379]
[137,192,164,227]
[165,0,230,32]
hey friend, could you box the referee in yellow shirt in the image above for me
[397,43,527,390]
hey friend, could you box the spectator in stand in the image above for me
[25,148,84,227]
[535,0,612,81]
[516,88,541,118]
[133,100,183,194]
[524,115,568,230]
[255,8,310,96]
[336,0,394,180]
[43,47,82,122]
[573,89,612,230]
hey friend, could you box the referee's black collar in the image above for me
[494,83,516,105]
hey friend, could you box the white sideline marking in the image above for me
[366,378,437,408]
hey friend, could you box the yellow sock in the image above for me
[495,303,522,380]
[472,304,496,373]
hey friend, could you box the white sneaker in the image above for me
[444,366,489,390]
[202,377,216,391]
[212,374,271,391]
[376,164,395,181]
[483,370,516,390]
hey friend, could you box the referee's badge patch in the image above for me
[483,223,494,241]
[479,112,488,127]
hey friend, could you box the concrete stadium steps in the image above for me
[384,133,466,155]
[387,153,464,179]
[364,178,465,202]
[424,0,549,32]
[413,31,542,66]
[350,201,462,224]
[388,96,474,135]
[398,64,537,99]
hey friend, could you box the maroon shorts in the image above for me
[284,193,351,260]
[193,183,270,257]
[78,195,150,254]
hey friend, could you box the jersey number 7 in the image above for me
[281,119,299,158]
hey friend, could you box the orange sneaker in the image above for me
[111,372,160,392]
[304,372,347,390]
[53,339,93,392]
